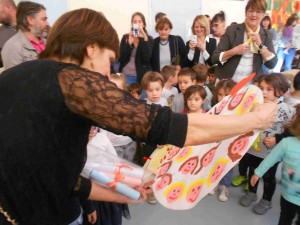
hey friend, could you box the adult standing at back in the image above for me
[151,17,186,72]
[212,0,277,82]
[209,11,226,45]
[0,0,17,69]
[273,15,298,72]
[1,1,49,70]
[119,12,152,85]
[185,15,216,67]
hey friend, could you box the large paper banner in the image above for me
[152,84,263,210]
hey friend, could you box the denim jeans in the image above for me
[220,168,233,187]
[273,47,296,72]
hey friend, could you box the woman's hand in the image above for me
[250,174,260,187]
[128,31,134,45]
[189,40,196,50]
[197,41,206,52]
[251,102,277,130]
[249,32,262,46]
[139,27,148,41]
[234,43,249,55]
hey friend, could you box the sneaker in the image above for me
[147,193,157,204]
[239,191,257,207]
[218,185,229,202]
[208,188,216,195]
[232,175,248,186]
[244,182,249,191]
[253,199,272,215]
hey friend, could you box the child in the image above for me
[141,71,168,107]
[127,82,142,100]
[209,79,236,201]
[141,71,168,204]
[206,66,219,94]
[183,85,207,113]
[240,74,295,215]
[251,105,300,225]
[285,72,300,107]
[101,73,137,162]
[161,65,179,107]
[192,64,213,111]
[172,67,197,113]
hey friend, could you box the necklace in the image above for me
[159,39,169,46]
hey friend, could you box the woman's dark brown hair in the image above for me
[245,0,267,13]
[155,17,173,31]
[39,8,119,64]
[261,15,272,29]
[131,12,148,35]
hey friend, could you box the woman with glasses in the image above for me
[212,0,277,82]
[209,11,226,45]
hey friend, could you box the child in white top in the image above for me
[141,71,168,107]
[102,73,137,161]
[172,67,197,113]
[284,72,300,107]
[161,65,179,107]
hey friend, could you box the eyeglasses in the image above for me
[247,9,264,15]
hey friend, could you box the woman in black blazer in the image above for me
[119,12,152,84]
[151,17,186,72]
[184,15,216,67]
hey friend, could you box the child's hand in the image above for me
[264,136,276,148]
[88,126,98,142]
[87,210,97,224]
[250,174,260,187]
[135,180,155,203]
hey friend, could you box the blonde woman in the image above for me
[185,15,217,67]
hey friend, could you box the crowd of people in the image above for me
[0,0,299,225]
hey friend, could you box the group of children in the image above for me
[86,67,300,225]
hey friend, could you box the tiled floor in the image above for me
[123,168,284,225]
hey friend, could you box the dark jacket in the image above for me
[212,23,277,79]
[184,37,217,67]
[151,34,186,72]
[119,34,153,84]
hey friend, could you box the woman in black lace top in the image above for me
[0,8,277,225]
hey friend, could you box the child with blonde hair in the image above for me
[161,65,179,107]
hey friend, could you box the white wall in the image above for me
[201,0,247,26]
[67,0,150,41]
[16,0,248,41]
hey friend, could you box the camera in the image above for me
[191,35,197,44]
[133,23,139,37]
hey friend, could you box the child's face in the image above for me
[187,92,204,113]
[131,91,141,100]
[170,74,178,86]
[259,80,277,102]
[111,78,124,90]
[217,88,228,102]
[208,73,216,84]
[146,81,163,102]
[178,75,196,93]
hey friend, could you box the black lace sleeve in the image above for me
[57,66,187,147]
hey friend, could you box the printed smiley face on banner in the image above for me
[153,85,263,210]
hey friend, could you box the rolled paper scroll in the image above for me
[90,169,141,200]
